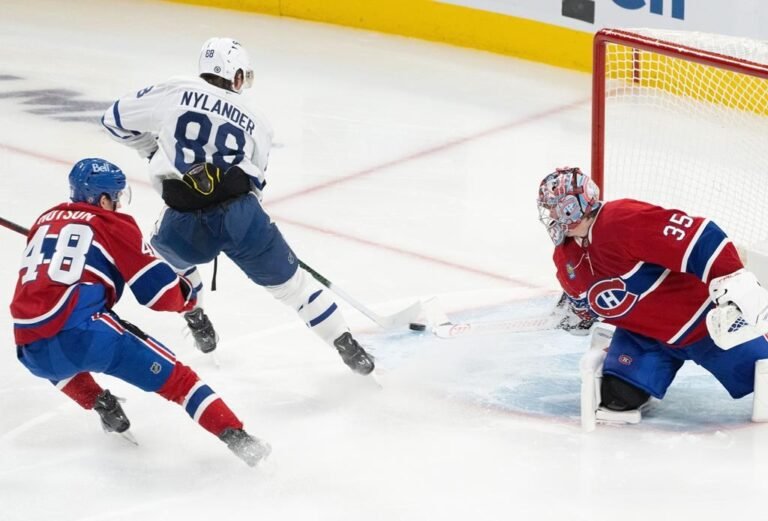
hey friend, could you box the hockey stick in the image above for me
[298,260,424,330]
[0,215,30,236]
[2,215,423,330]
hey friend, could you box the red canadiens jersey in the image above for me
[11,202,194,344]
[554,199,743,346]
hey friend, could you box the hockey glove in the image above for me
[707,269,768,349]
[555,292,596,336]
[709,269,768,326]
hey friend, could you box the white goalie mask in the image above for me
[537,167,601,246]
[198,37,254,93]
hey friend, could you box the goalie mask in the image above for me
[198,37,254,93]
[537,167,600,246]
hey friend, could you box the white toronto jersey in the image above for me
[102,76,272,196]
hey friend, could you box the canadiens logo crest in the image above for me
[566,263,576,280]
[587,278,639,319]
[618,354,633,366]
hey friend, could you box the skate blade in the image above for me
[359,371,383,390]
[102,427,139,446]
[118,430,139,445]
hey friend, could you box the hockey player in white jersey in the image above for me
[101,37,374,375]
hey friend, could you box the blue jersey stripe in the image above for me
[112,100,141,134]
[130,264,178,306]
[622,263,668,298]
[101,114,129,139]
[185,385,214,417]
[86,247,123,291]
[685,221,729,280]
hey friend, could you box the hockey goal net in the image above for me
[592,28,768,246]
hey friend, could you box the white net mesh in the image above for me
[600,29,768,245]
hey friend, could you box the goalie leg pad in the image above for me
[600,374,650,411]
[580,325,612,432]
[753,359,768,422]
[582,326,662,430]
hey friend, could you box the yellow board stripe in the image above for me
[165,0,594,71]
[606,43,768,116]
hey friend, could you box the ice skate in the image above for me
[184,308,219,353]
[93,389,131,434]
[219,428,271,467]
[333,332,375,375]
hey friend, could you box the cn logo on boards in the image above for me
[562,0,685,23]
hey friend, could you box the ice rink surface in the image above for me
[2,1,767,520]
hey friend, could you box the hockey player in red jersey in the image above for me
[537,167,768,425]
[11,158,269,466]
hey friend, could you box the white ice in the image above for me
[1,1,767,520]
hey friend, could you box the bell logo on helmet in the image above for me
[90,162,113,173]
[68,158,131,207]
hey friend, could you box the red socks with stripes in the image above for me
[157,361,243,436]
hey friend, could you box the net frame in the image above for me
[591,28,768,245]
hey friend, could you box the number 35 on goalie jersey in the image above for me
[554,199,744,346]
[10,203,195,345]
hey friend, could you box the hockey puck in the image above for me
[409,322,427,332]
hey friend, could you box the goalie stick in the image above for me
[431,313,565,338]
[298,260,423,330]
[0,215,423,331]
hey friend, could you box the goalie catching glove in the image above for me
[555,292,596,336]
[707,269,768,349]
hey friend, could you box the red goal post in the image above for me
[591,28,768,247]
